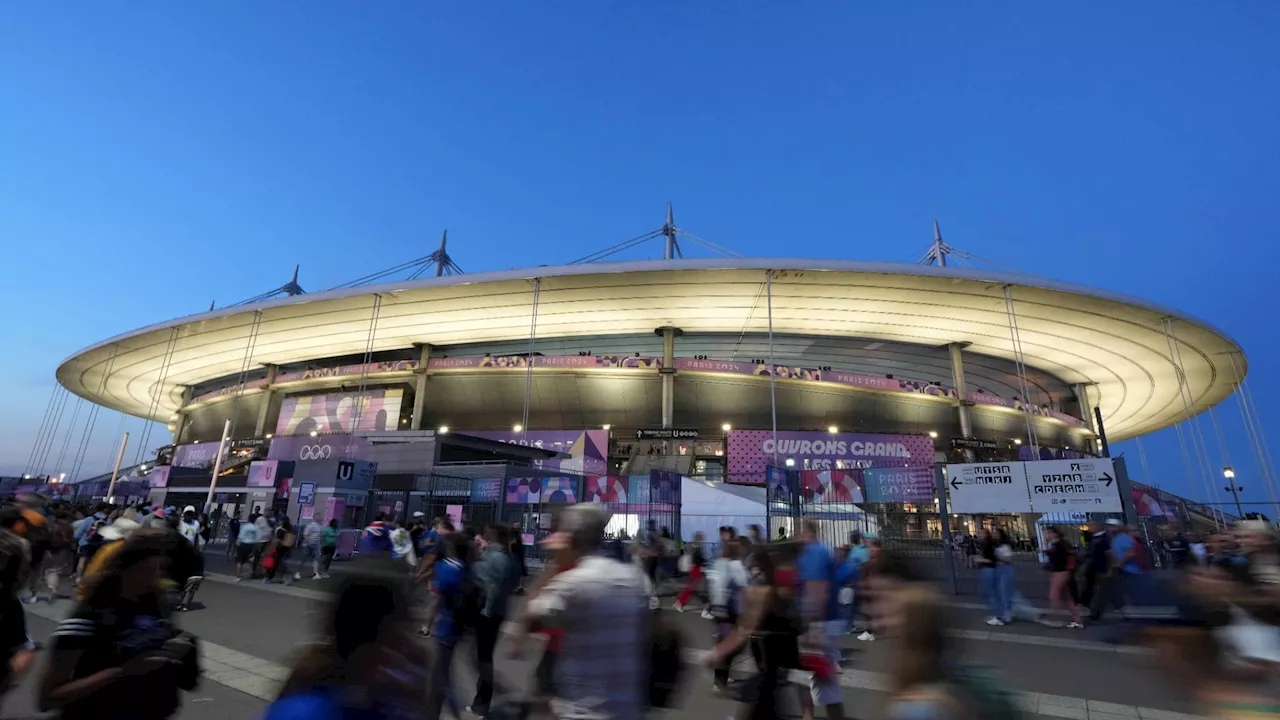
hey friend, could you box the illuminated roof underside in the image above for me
[55,259,1246,442]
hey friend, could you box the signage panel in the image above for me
[950,438,999,451]
[946,463,1031,514]
[1025,458,1121,513]
[298,482,317,506]
[247,461,279,488]
[635,429,699,440]
[863,466,936,503]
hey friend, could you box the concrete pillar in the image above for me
[948,343,976,460]
[411,344,433,430]
[655,327,682,428]
[174,387,194,444]
[253,364,279,438]
[1072,383,1098,434]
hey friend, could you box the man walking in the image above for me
[797,519,847,720]
[468,524,519,718]
[515,504,650,720]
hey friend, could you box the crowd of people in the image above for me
[0,491,1278,719]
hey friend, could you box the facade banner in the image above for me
[275,389,404,437]
[467,430,608,475]
[267,434,372,462]
[470,478,503,504]
[862,466,936,504]
[146,466,171,489]
[585,476,629,504]
[172,442,224,470]
[247,461,280,488]
[799,469,866,503]
[727,430,934,484]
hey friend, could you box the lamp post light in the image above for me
[1224,467,1246,519]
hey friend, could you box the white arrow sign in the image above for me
[1025,458,1122,513]
[945,463,1032,514]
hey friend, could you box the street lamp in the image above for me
[928,431,938,439]
[438,426,450,434]
[827,425,839,434]
[721,423,732,432]
[513,424,523,433]
[1013,438,1023,445]
[602,424,611,431]
[1224,467,1245,518]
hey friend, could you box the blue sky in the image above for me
[3,3,1278,512]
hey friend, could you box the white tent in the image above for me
[680,477,766,542]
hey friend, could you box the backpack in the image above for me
[947,663,1023,720]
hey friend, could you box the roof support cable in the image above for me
[519,278,542,442]
[51,396,85,481]
[1162,317,1227,526]
[352,294,384,431]
[22,386,61,478]
[70,343,119,481]
[1002,286,1040,455]
[1136,436,1152,485]
[227,311,264,441]
[1228,352,1280,521]
[33,388,70,478]
[134,327,180,467]
[729,282,768,362]
[568,230,665,264]
[677,231,745,258]
[766,270,779,468]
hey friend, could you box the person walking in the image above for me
[976,529,1008,625]
[468,524,519,718]
[511,504,651,720]
[296,517,325,581]
[225,514,241,562]
[424,533,471,720]
[40,531,200,719]
[796,519,846,720]
[234,513,262,582]
[509,521,527,594]
[674,531,710,617]
[264,517,296,584]
[1042,527,1083,628]
[0,508,35,714]
[320,519,339,578]
[708,537,750,694]
[1081,520,1112,616]
[173,507,205,612]
[261,572,427,719]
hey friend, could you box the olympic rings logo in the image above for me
[299,445,332,460]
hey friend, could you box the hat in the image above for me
[182,506,196,514]
[1105,519,1124,527]
[152,508,166,519]
[99,517,140,542]
[1238,520,1272,534]
[412,511,425,518]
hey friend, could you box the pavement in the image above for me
[0,550,1209,720]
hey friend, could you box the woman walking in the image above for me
[320,519,339,577]
[264,518,296,585]
[704,543,802,720]
[975,529,1009,626]
[40,531,199,719]
[674,531,710,616]
[1043,527,1084,628]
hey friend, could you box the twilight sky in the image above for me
[2,3,1277,513]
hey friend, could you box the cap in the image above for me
[1105,519,1124,527]
[183,505,196,514]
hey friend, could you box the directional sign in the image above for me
[635,429,700,440]
[1025,458,1121,512]
[298,481,317,506]
[945,463,1032,513]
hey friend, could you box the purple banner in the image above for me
[247,460,281,488]
[431,354,661,371]
[267,434,372,462]
[727,430,935,484]
[172,442,224,470]
[147,466,171,488]
[675,359,960,401]
[862,466,936,504]
[465,430,608,475]
[275,388,404,437]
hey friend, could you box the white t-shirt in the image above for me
[179,520,202,547]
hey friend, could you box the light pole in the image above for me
[1224,467,1245,519]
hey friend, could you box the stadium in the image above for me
[44,221,1248,544]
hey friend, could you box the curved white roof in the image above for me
[56,258,1246,441]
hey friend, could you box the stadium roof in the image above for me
[56,258,1246,441]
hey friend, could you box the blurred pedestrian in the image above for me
[1042,527,1083,628]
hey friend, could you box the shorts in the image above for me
[236,543,256,564]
